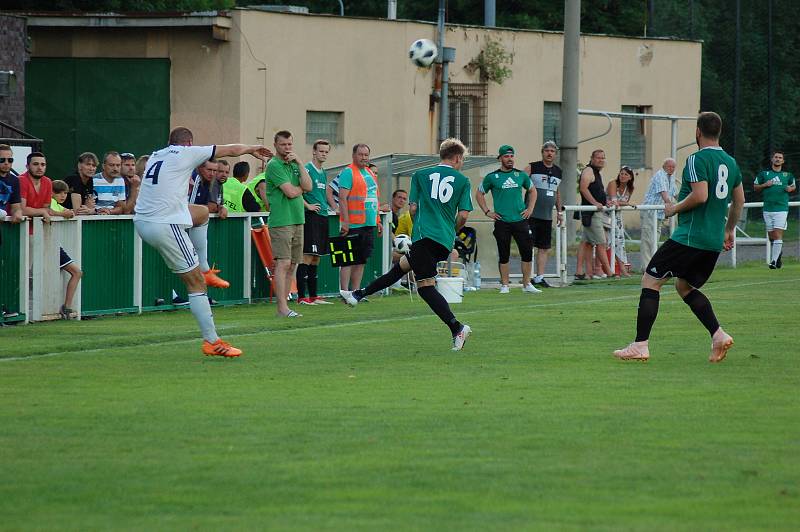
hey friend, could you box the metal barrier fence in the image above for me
[1,212,391,323]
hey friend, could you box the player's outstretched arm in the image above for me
[215,144,273,161]
[723,184,745,250]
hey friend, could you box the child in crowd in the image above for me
[51,180,83,319]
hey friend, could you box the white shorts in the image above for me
[135,220,199,274]
[763,211,788,231]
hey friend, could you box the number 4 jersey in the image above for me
[133,145,216,226]
[409,164,473,250]
[670,146,742,252]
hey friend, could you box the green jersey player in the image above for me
[754,151,796,269]
[341,138,474,351]
[614,112,745,363]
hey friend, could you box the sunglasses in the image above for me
[0,158,13,163]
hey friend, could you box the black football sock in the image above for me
[635,288,660,342]
[417,285,462,336]
[307,265,318,298]
[682,289,720,337]
[356,263,406,300]
[295,264,308,299]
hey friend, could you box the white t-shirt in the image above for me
[133,144,215,225]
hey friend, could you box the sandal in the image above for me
[574,274,588,281]
[59,305,73,320]
[278,310,302,318]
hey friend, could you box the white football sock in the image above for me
[188,292,218,343]
[772,240,783,261]
[187,222,210,272]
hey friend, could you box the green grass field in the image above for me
[2,263,799,530]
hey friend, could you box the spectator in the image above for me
[50,180,83,319]
[327,173,341,212]
[607,166,635,277]
[93,151,127,215]
[575,149,612,280]
[266,130,312,317]
[63,152,98,214]
[525,140,562,288]
[216,159,230,183]
[0,144,23,225]
[754,150,796,269]
[135,155,149,179]
[20,152,54,225]
[246,160,270,212]
[640,158,677,269]
[297,139,333,305]
[385,189,409,235]
[190,159,228,220]
[222,161,261,212]
[476,144,539,294]
[119,152,141,214]
[338,143,382,296]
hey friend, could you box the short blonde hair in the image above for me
[439,138,468,160]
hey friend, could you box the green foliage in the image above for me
[465,37,514,84]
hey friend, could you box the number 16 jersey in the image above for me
[409,164,473,250]
[133,144,216,226]
[670,146,742,252]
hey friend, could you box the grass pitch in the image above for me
[1,263,799,530]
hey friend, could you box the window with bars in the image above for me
[543,101,562,147]
[448,83,488,155]
[306,111,344,145]
[620,105,650,168]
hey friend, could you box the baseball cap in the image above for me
[497,144,515,158]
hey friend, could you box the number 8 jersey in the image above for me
[133,144,216,226]
[408,164,473,250]
[671,146,742,252]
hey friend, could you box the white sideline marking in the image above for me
[3,277,797,363]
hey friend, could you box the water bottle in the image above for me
[473,260,481,290]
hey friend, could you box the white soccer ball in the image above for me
[409,39,438,68]
[393,234,412,255]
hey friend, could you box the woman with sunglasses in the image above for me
[606,166,635,276]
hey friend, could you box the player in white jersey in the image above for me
[134,127,271,357]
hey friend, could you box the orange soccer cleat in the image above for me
[203,268,230,289]
[709,330,734,363]
[202,338,242,357]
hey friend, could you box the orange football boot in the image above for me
[202,338,242,357]
[203,268,230,289]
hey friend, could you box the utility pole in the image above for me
[560,0,580,242]
[485,0,496,27]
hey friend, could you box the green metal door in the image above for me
[25,58,170,179]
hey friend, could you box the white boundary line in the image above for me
[3,277,797,363]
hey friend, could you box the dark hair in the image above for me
[772,150,784,157]
[615,166,635,194]
[392,189,408,198]
[27,151,45,165]
[52,180,69,194]
[590,149,605,160]
[169,127,193,145]
[439,138,467,160]
[77,152,99,165]
[697,112,722,139]
[233,161,250,178]
[120,152,136,162]
[312,139,331,151]
[217,159,229,167]
[103,151,121,164]
[274,130,292,142]
[352,143,370,155]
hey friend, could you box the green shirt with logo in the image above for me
[755,169,795,212]
[338,166,379,228]
[670,147,742,252]
[304,162,328,210]
[409,164,473,250]
[266,158,304,227]
[479,168,532,222]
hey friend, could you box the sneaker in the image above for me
[2,306,19,319]
[172,295,189,306]
[613,341,650,361]
[299,297,317,305]
[278,310,302,317]
[59,305,73,320]
[203,269,230,289]
[341,290,359,307]
[452,324,472,351]
[499,285,510,294]
[769,261,777,269]
[710,330,734,363]
[592,273,608,280]
[574,274,588,281]
[522,283,542,294]
[202,338,242,357]
[312,296,334,305]
[533,278,552,288]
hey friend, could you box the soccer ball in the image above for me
[393,234,412,255]
[409,39,438,68]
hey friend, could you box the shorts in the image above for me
[763,211,788,231]
[303,211,330,256]
[348,226,375,265]
[271,224,304,263]
[645,239,720,289]
[581,213,606,245]
[135,221,199,274]
[408,238,450,282]
[59,247,74,269]
[493,220,533,263]
[529,218,553,249]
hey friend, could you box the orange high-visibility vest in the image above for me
[342,163,380,225]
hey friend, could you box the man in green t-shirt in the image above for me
[476,144,538,294]
[342,138,474,351]
[614,112,745,363]
[266,130,312,317]
[754,150,796,269]
[296,139,334,305]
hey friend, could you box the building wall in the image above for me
[0,15,29,130]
